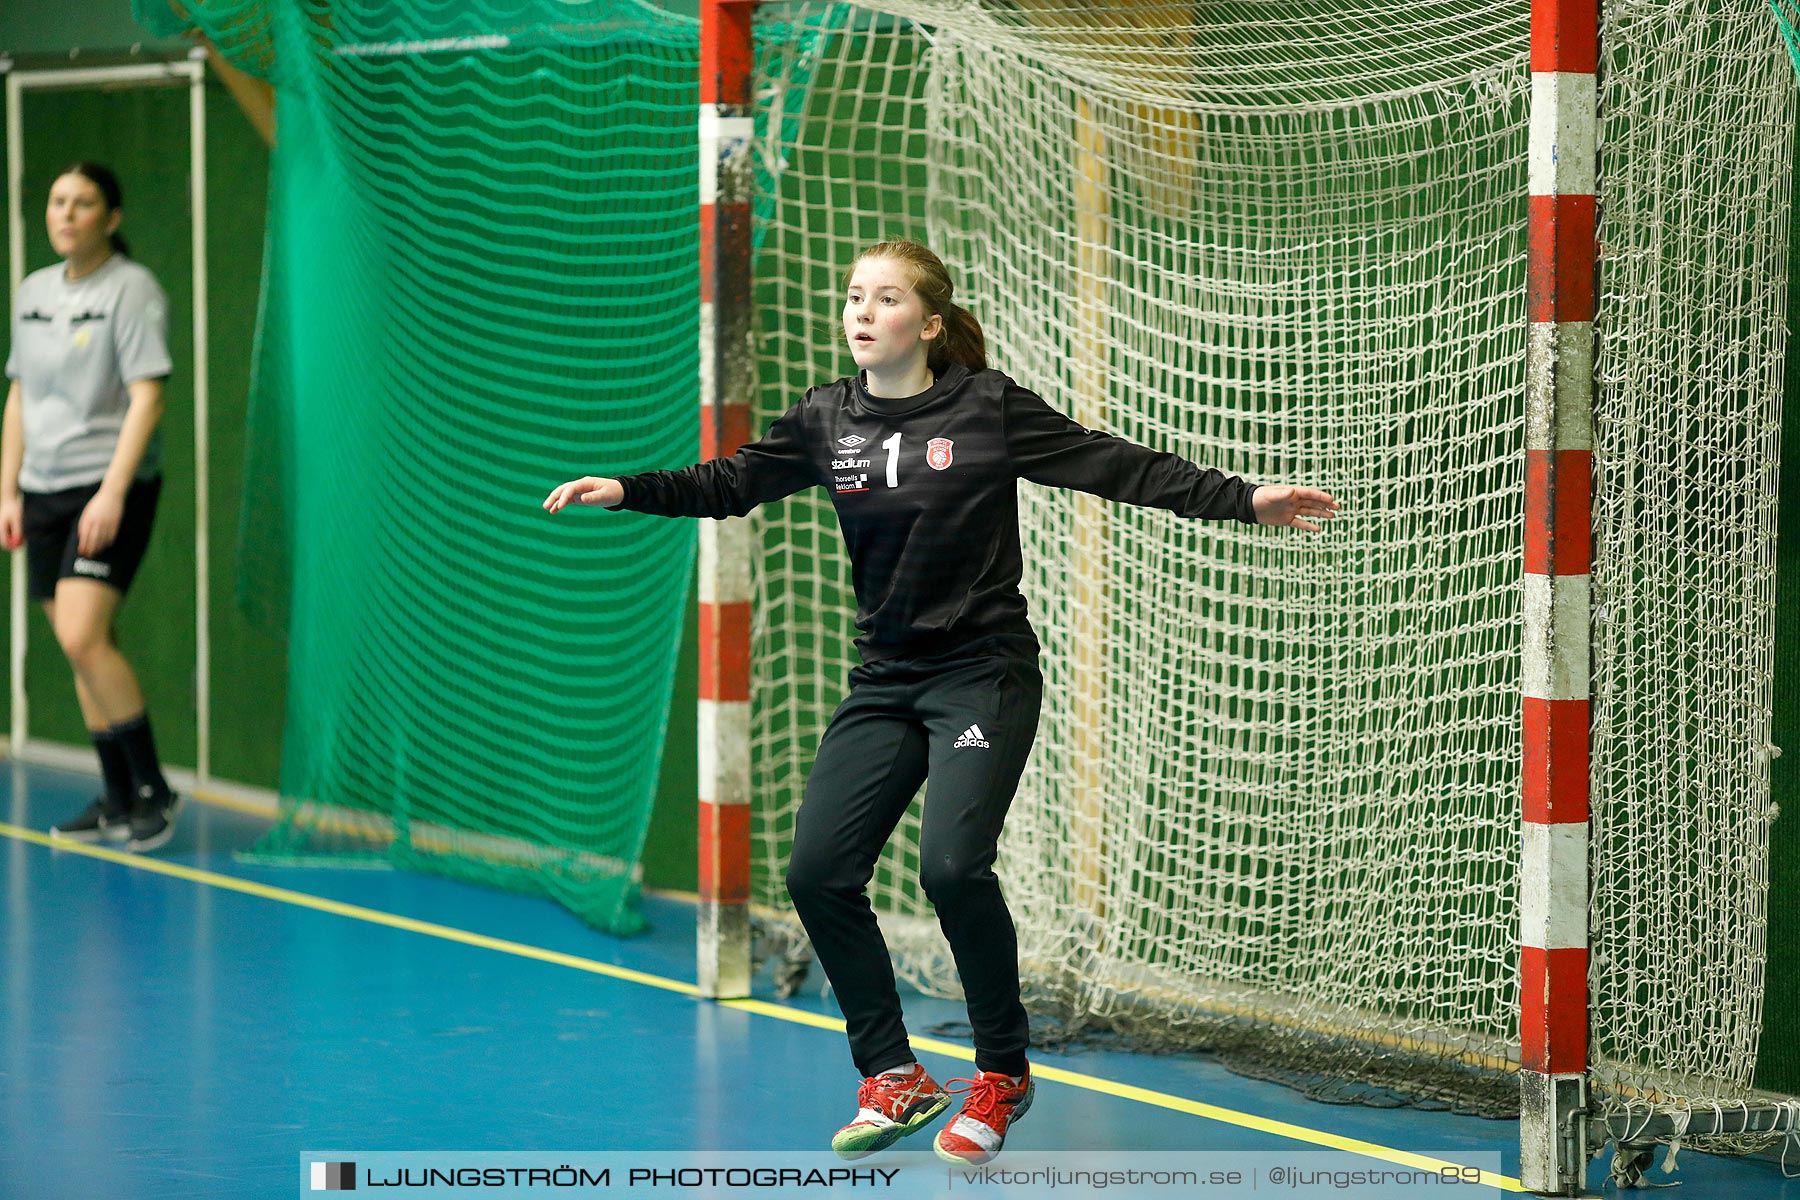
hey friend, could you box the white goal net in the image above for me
[742,0,1792,1133]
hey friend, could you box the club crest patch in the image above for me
[927,438,954,470]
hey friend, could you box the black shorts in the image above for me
[21,477,162,601]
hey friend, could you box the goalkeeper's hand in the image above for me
[544,476,624,513]
[1252,484,1339,532]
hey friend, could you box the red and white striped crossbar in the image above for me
[1522,0,1597,1192]
[697,0,759,999]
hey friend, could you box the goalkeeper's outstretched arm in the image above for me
[544,402,817,520]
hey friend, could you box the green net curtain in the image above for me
[136,0,709,933]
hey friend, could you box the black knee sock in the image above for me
[112,714,171,804]
[91,728,132,813]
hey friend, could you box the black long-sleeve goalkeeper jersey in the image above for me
[611,363,1261,663]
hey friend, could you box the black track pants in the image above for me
[784,652,1043,1079]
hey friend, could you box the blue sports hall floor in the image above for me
[2,759,1795,1199]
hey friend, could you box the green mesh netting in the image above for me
[134,0,715,933]
[132,0,1800,1138]
[1773,1,1800,72]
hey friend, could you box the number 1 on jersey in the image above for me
[882,432,901,489]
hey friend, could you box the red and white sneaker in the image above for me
[831,1063,951,1159]
[933,1069,1034,1165]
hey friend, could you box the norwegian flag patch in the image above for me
[927,438,954,470]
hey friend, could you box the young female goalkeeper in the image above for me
[545,240,1337,1163]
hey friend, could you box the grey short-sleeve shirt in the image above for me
[5,255,171,492]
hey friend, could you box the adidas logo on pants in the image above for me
[785,653,1042,1083]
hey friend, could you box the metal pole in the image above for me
[696,0,759,1000]
[6,67,28,757]
[190,52,213,787]
[1521,0,1600,1192]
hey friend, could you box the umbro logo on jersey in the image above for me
[953,724,990,749]
[837,433,868,448]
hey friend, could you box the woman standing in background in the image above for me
[2,162,181,851]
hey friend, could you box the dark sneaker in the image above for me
[126,791,183,853]
[50,797,132,844]
[832,1062,951,1159]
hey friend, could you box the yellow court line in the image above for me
[0,821,696,998]
[2,819,1524,1192]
